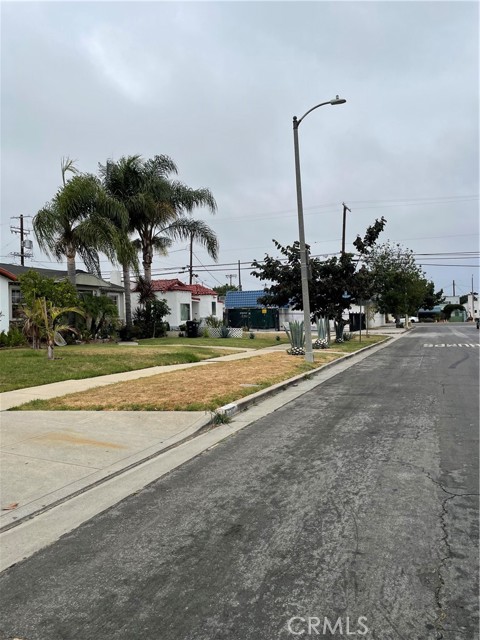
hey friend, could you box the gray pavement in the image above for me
[0,330,402,561]
[0,324,477,640]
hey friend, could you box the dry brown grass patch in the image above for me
[29,351,342,411]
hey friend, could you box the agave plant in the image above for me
[313,317,329,349]
[220,324,231,338]
[285,321,305,356]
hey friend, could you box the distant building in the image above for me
[0,263,125,333]
[224,290,386,330]
[133,279,223,329]
[465,293,478,319]
[443,295,460,305]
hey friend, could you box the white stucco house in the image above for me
[133,279,223,329]
[0,263,126,333]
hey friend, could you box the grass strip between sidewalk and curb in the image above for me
[11,336,388,412]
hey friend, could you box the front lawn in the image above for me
[0,333,384,395]
[0,343,239,392]
[12,335,388,411]
[141,334,289,349]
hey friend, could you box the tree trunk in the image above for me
[142,244,152,283]
[334,316,346,343]
[66,252,76,286]
[47,342,54,360]
[123,263,132,327]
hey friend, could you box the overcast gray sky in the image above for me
[1,1,479,297]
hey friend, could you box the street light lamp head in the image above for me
[330,95,347,105]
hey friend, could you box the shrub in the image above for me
[249,332,256,339]
[118,325,141,341]
[133,299,170,338]
[1,326,28,348]
[204,315,223,328]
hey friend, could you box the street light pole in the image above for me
[293,96,347,363]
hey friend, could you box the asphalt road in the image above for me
[0,325,478,640]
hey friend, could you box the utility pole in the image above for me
[237,260,242,291]
[341,202,351,255]
[226,274,237,287]
[452,280,455,297]
[10,215,33,265]
[471,274,475,319]
[189,235,194,284]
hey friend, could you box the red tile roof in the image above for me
[150,279,188,292]
[150,279,217,297]
[183,284,217,296]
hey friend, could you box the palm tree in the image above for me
[133,156,218,282]
[21,297,84,359]
[33,164,128,286]
[100,154,219,324]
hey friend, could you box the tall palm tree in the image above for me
[34,168,128,286]
[133,155,218,282]
[99,155,146,326]
[100,155,219,324]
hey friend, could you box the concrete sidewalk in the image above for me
[0,410,212,530]
[0,329,405,535]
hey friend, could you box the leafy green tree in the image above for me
[365,242,437,320]
[251,218,386,336]
[33,161,128,285]
[18,270,80,309]
[419,281,444,310]
[99,155,219,284]
[213,284,238,297]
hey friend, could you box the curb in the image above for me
[215,336,391,419]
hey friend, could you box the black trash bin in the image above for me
[186,320,200,338]
[349,313,366,331]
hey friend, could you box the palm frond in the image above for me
[61,157,79,185]
[160,218,219,261]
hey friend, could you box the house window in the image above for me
[11,288,23,319]
[180,303,190,322]
[107,294,119,310]
[211,301,217,315]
